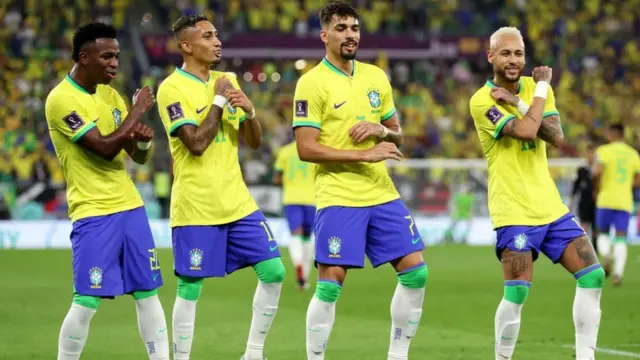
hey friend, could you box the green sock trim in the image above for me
[177,276,204,301]
[315,281,342,303]
[253,257,286,283]
[301,235,312,243]
[504,285,530,305]
[577,267,605,289]
[614,236,627,243]
[397,264,428,288]
[72,293,101,309]
[132,288,158,300]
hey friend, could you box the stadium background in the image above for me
[1,1,640,359]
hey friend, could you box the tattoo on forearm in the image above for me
[573,235,599,266]
[537,115,563,147]
[198,106,223,144]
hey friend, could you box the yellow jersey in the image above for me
[292,58,399,209]
[274,141,315,206]
[157,68,258,227]
[45,75,143,222]
[470,77,567,228]
[595,142,640,212]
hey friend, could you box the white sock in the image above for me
[135,295,170,360]
[243,281,282,360]
[57,303,96,360]
[596,234,611,258]
[495,299,523,359]
[613,240,628,278]
[302,238,314,280]
[289,234,304,269]
[172,297,197,360]
[574,287,602,360]
[306,296,336,360]
[388,284,425,360]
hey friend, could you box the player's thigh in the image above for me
[122,207,163,293]
[226,210,281,274]
[542,213,590,266]
[556,217,599,275]
[495,224,547,281]
[595,208,614,233]
[613,210,631,236]
[314,205,369,268]
[71,214,125,297]
[302,205,317,236]
[366,199,425,269]
[172,225,228,278]
[283,205,305,234]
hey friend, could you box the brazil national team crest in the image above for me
[89,267,103,289]
[513,233,527,250]
[112,108,122,127]
[367,88,381,109]
[227,103,237,115]
[328,236,342,258]
[189,248,203,270]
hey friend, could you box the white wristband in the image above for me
[246,107,256,120]
[534,81,549,99]
[378,124,389,139]
[516,99,530,116]
[137,141,151,150]
[212,95,227,109]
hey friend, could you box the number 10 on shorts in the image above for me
[148,248,160,271]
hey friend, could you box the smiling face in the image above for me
[321,15,360,61]
[488,34,525,83]
[80,38,120,85]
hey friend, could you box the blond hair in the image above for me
[489,27,524,50]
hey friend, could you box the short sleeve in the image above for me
[45,95,97,143]
[543,86,560,118]
[228,75,247,123]
[469,98,517,140]
[157,84,198,137]
[292,75,324,129]
[379,70,396,122]
[274,147,286,172]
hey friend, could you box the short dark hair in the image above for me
[72,22,117,62]
[609,123,624,134]
[320,2,359,26]
[172,14,209,39]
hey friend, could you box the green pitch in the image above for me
[0,246,638,359]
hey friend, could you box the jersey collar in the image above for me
[65,74,91,95]
[175,67,210,85]
[322,57,355,77]
[485,77,522,94]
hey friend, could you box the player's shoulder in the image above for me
[157,72,182,93]
[355,61,387,77]
[46,78,79,111]
[519,76,535,87]
[469,83,493,107]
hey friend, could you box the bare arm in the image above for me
[239,117,262,149]
[175,105,224,156]
[273,171,283,185]
[380,113,403,147]
[592,162,603,199]
[537,114,564,148]
[295,127,366,164]
[124,140,154,164]
[500,95,547,142]
[76,108,146,161]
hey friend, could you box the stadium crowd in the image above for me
[1,0,640,219]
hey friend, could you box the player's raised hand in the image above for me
[214,76,234,96]
[226,88,254,114]
[490,87,519,107]
[129,122,154,142]
[362,142,403,162]
[349,121,385,143]
[532,66,553,83]
[131,86,155,113]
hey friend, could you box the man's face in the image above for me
[488,35,525,83]
[180,20,222,65]
[321,15,360,61]
[81,38,119,84]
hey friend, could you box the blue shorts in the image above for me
[495,212,586,263]
[283,205,316,234]
[596,208,630,233]
[71,207,163,297]
[314,199,425,268]
[172,210,281,278]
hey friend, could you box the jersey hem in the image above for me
[491,210,570,229]
[381,109,396,121]
[595,206,633,213]
[169,119,198,136]
[493,116,515,139]
[169,205,259,227]
[70,202,145,223]
[315,194,401,210]
[71,122,97,143]
[283,201,316,206]
[292,121,321,129]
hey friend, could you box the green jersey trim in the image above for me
[293,121,321,129]
[493,116,515,139]
[169,119,198,136]
[175,68,209,85]
[71,122,96,143]
[543,110,560,117]
[381,108,396,122]
[65,75,90,94]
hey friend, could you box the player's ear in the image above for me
[180,40,192,54]
[487,49,493,64]
[78,51,89,66]
[320,28,328,45]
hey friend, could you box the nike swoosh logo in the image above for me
[93,118,99,123]
[153,274,160,282]
[196,106,207,114]
[68,336,83,340]
[408,320,419,325]
[307,327,322,332]
[179,335,191,340]
[411,237,422,244]
[333,101,347,109]
[269,244,278,252]
[158,328,167,333]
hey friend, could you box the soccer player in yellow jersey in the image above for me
[274,140,316,290]
[592,123,640,286]
[470,27,604,360]
[156,15,285,360]
[293,3,428,359]
[45,23,169,360]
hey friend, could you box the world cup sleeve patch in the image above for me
[62,111,85,132]
[166,102,185,122]
[295,100,308,117]
[484,105,504,124]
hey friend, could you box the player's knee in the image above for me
[177,276,204,301]
[132,288,158,300]
[254,257,286,284]
[575,265,605,289]
[397,264,428,289]
[503,280,531,305]
[315,280,342,303]
[72,293,101,310]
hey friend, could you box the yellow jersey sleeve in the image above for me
[379,71,396,122]
[46,95,97,143]
[469,97,516,140]
[543,86,560,118]
[274,147,287,172]
[228,75,247,123]
[157,84,199,136]
[292,74,324,129]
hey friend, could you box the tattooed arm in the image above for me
[537,114,564,148]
